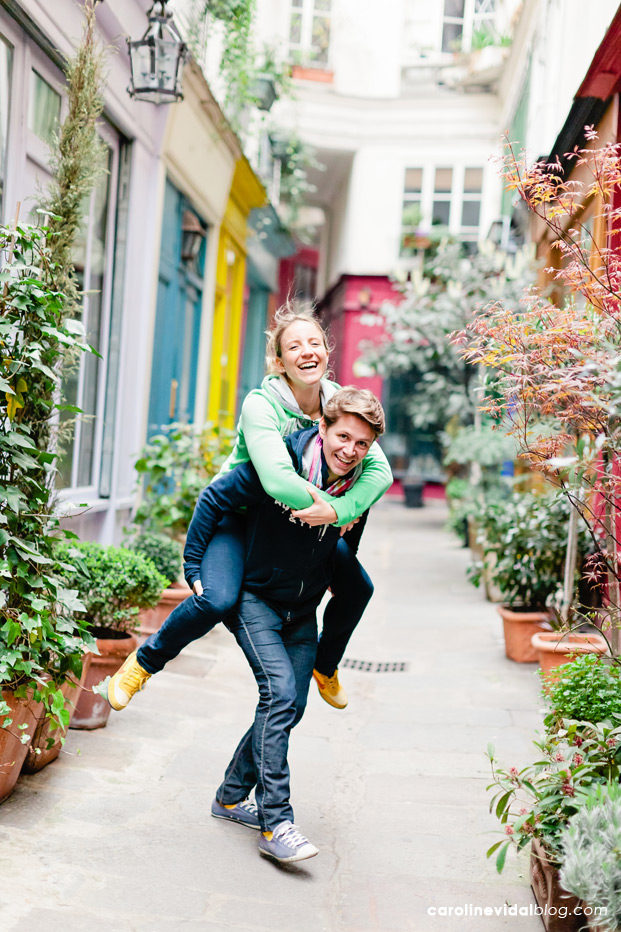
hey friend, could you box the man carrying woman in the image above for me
[156,386,387,862]
[107,304,392,713]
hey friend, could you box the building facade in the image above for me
[0,0,281,544]
[251,0,621,472]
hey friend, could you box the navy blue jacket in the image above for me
[183,427,364,614]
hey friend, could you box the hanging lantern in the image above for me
[127,1,187,105]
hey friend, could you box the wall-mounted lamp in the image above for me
[181,210,206,263]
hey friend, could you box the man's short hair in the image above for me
[323,386,385,437]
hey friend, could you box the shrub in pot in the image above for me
[560,782,621,932]
[125,531,183,587]
[125,532,189,638]
[57,542,167,729]
[542,654,621,732]
[469,491,594,662]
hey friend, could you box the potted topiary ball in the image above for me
[57,542,167,729]
[125,531,190,639]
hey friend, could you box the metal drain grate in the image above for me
[341,658,409,673]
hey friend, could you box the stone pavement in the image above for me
[0,499,546,932]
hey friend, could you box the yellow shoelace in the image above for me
[122,666,151,693]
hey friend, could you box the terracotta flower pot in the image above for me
[530,837,584,932]
[531,631,609,682]
[497,605,551,663]
[70,633,138,730]
[291,64,334,83]
[22,653,94,774]
[138,581,191,640]
[0,690,38,804]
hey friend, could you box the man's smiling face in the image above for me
[319,414,376,482]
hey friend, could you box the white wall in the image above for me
[500,0,620,160]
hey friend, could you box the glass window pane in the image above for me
[434,167,453,193]
[461,200,481,226]
[475,0,496,12]
[442,22,463,52]
[77,151,111,486]
[315,0,331,10]
[404,167,423,193]
[444,0,465,16]
[402,200,421,229]
[432,201,451,225]
[464,167,483,193]
[289,12,302,44]
[311,15,330,62]
[29,70,61,144]
[77,293,102,487]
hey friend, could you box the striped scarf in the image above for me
[304,434,362,497]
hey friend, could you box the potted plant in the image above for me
[486,728,621,932]
[402,462,425,508]
[560,782,621,931]
[469,491,594,662]
[455,139,621,656]
[0,223,98,799]
[125,531,189,639]
[57,542,167,729]
[487,653,621,930]
[542,653,621,731]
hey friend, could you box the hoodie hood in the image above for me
[262,375,339,424]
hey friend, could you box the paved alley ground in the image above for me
[0,499,545,932]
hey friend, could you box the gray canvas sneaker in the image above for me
[211,798,260,830]
[258,820,319,862]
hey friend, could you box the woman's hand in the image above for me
[291,485,338,526]
[339,516,360,536]
[193,580,203,597]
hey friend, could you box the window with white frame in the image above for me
[441,0,496,54]
[289,0,331,67]
[399,164,484,258]
[0,19,123,499]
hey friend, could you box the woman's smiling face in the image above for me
[275,320,329,390]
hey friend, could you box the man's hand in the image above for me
[339,516,361,537]
[193,580,203,597]
[291,485,338,526]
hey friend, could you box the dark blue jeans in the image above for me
[137,514,373,677]
[137,513,246,674]
[216,592,317,832]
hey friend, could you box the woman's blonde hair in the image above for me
[265,300,331,375]
[323,386,385,437]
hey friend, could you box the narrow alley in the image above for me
[0,500,544,932]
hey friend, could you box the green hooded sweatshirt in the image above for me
[217,375,393,527]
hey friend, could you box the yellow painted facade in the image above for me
[208,158,266,427]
